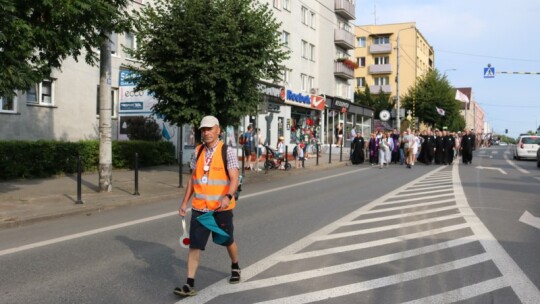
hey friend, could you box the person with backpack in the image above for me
[241,125,254,170]
[176,116,241,297]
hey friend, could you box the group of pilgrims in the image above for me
[349,128,476,168]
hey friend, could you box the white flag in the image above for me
[436,106,445,116]
[455,90,470,103]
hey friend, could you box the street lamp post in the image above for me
[395,26,414,131]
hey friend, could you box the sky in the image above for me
[354,0,540,138]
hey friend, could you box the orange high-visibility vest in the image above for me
[192,142,235,211]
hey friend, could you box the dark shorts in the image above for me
[189,210,235,250]
[243,146,252,157]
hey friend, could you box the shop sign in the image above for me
[310,95,325,110]
[282,88,323,110]
[257,83,283,99]
[334,99,350,113]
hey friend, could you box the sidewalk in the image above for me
[0,150,349,229]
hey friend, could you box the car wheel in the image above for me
[537,160,540,168]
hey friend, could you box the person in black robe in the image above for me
[418,130,428,164]
[425,130,435,164]
[350,133,365,165]
[434,130,445,165]
[460,129,474,164]
[443,131,455,165]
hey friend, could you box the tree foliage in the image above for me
[0,0,131,97]
[127,0,289,128]
[126,117,162,142]
[401,69,465,131]
[354,85,392,117]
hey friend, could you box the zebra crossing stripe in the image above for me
[253,254,492,304]
[378,193,454,205]
[276,223,470,262]
[401,277,509,304]
[312,214,463,241]
[399,184,452,192]
[221,236,479,294]
[366,199,458,213]
[339,205,459,225]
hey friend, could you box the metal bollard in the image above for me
[241,147,245,175]
[134,152,140,196]
[316,143,319,166]
[285,145,289,170]
[340,142,343,162]
[265,148,269,173]
[75,155,83,204]
[329,142,332,164]
[178,149,183,188]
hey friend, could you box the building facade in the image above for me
[1,0,369,163]
[354,22,434,129]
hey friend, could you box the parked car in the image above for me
[537,146,540,167]
[513,135,540,160]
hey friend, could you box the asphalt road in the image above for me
[0,148,539,304]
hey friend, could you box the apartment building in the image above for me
[354,22,434,128]
[1,0,368,162]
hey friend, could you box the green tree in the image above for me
[401,70,465,131]
[127,0,289,128]
[354,85,392,118]
[0,0,131,97]
[126,117,162,142]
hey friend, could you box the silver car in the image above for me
[513,135,540,160]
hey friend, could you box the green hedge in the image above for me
[0,140,176,180]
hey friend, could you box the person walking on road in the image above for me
[176,115,241,297]
[242,125,254,170]
[460,129,474,165]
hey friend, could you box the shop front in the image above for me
[325,97,374,146]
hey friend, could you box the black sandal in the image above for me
[173,284,197,296]
[229,269,241,284]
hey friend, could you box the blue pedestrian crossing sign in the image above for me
[484,66,495,78]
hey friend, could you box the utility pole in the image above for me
[98,34,113,192]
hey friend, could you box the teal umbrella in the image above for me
[196,211,230,245]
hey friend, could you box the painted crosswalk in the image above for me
[177,164,539,304]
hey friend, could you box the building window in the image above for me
[96,86,119,118]
[357,37,366,47]
[301,74,308,91]
[1,94,17,113]
[273,0,280,9]
[308,76,314,91]
[301,40,308,59]
[374,56,389,65]
[309,43,315,61]
[356,77,366,87]
[283,0,290,11]
[110,32,118,55]
[124,32,136,59]
[282,31,290,47]
[373,36,390,45]
[283,68,291,84]
[26,79,54,105]
[374,76,389,85]
[357,57,366,67]
[301,7,315,27]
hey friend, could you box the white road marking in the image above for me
[366,199,457,213]
[504,154,530,174]
[312,214,463,241]
[218,236,478,294]
[340,205,459,225]
[400,184,451,192]
[533,177,540,183]
[401,277,509,304]
[519,210,540,230]
[378,193,454,206]
[476,166,507,175]
[492,151,499,154]
[276,223,470,262]
[395,188,453,196]
[453,162,540,303]
[254,254,492,304]
[0,167,371,257]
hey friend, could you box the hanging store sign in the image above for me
[280,88,325,110]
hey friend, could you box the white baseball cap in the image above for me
[199,115,220,129]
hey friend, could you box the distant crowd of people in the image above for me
[350,128,477,168]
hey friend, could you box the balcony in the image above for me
[334,61,354,79]
[369,43,392,54]
[335,0,355,20]
[334,29,355,50]
[369,84,392,94]
[368,64,392,74]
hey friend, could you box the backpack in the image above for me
[195,144,242,200]
[239,134,246,145]
[292,146,298,158]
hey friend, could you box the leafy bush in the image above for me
[126,117,162,141]
[0,140,175,180]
